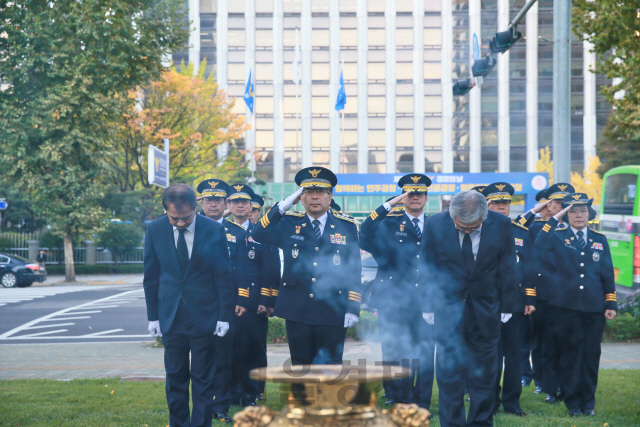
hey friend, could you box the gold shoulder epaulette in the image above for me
[285,211,306,217]
[512,220,529,231]
[226,219,244,229]
[590,228,605,236]
[332,211,355,223]
[534,219,546,222]
[554,227,565,232]
[387,212,402,217]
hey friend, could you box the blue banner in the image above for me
[334,173,549,196]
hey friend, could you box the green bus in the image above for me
[600,165,640,289]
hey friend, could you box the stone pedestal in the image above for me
[85,241,96,265]
[27,240,39,262]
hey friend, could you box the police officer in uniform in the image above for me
[517,183,574,402]
[251,167,362,367]
[359,174,435,411]
[220,184,279,407]
[534,193,617,416]
[330,199,342,212]
[196,179,231,223]
[249,194,264,225]
[195,178,241,423]
[519,188,550,390]
[482,183,536,417]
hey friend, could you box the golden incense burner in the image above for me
[233,364,431,427]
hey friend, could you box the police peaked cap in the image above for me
[482,182,514,202]
[196,179,230,199]
[330,200,341,212]
[251,194,264,209]
[536,189,549,203]
[562,193,593,208]
[227,183,256,201]
[398,174,432,193]
[295,167,338,189]
[471,185,487,193]
[546,183,575,200]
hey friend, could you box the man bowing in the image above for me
[421,190,517,427]
[143,184,235,427]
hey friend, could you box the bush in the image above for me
[0,236,12,251]
[267,317,287,344]
[604,313,640,342]
[617,289,640,320]
[97,223,143,266]
[347,310,379,341]
[45,264,143,275]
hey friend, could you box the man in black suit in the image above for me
[143,184,235,427]
[421,190,517,427]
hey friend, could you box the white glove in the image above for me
[215,321,230,337]
[148,320,162,337]
[278,188,304,213]
[423,313,434,325]
[501,313,512,323]
[344,313,359,328]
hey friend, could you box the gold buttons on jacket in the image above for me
[580,286,584,289]
[581,252,585,256]
[312,278,316,282]
[580,274,584,278]
[417,242,420,245]
[313,262,317,266]
[580,263,584,267]
[309,294,314,298]
[315,247,319,251]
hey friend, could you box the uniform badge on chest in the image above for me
[295,226,301,234]
[248,249,256,259]
[292,248,299,259]
[592,251,600,262]
[400,224,405,232]
[333,253,341,265]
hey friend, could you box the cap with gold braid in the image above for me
[196,179,230,199]
[397,174,432,193]
[546,183,575,200]
[227,183,256,201]
[294,166,338,189]
[471,185,487,193]
[536,189,549,203]
[251,194,264,210]
[561,193,593,207]
[482,182,514,202]
[330,200,341,212]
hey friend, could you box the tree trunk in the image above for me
[64,232,76,282]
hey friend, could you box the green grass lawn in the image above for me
[1,370,639,426]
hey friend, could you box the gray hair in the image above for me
[449,190,488,224]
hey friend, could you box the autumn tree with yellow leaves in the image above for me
[535,147,602,205]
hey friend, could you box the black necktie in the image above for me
[462,232,475,277]
[177,229,189,276]
[412,218,422,239]
[312,220,321,240]
[576,230,586,248]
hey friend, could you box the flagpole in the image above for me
[293,28,301,170]
[340,56,345,173]
[295,75,300,170]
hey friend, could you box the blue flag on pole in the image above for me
[335,68,346,111]
[244,70,254,113]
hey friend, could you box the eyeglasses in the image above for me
[454,222,481,232]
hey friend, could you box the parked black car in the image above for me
[0,253,47,288]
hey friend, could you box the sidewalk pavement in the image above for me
[35,274,144,287]
[0,341,638,381]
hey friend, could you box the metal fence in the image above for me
[0,232,144,264]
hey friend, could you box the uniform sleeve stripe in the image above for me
[542,224,551,232]
[519,217,526,225]
[370,211,378,220]
[260,215,270,228]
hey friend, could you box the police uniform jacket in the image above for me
[231,221,281,310]
[517,211,558,302]
[360,204,425,310]
[251,205,362,326]
[512,221,537,311]
[534,217,617,313]
[223,218,254,309]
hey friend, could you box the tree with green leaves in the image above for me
[573,1,640,173]
[0,0,188,281]
[97,222,143,266]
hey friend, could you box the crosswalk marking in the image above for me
[0,286,110,307]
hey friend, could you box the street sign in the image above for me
[472,33,480,61]
[0,199,7,211]
[148,142,170,189]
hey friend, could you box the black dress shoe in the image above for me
[242,400,258,407]
[521,380,530,387]
[384,399,397,406]
[504,408,527,417]
[544,394,557,404]
[256,393,265,401]
[568,407,582,417]
[213,412,232,424]
[583,409,597,416]
[533,386,543,394]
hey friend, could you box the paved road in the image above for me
[0,285,151,344]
